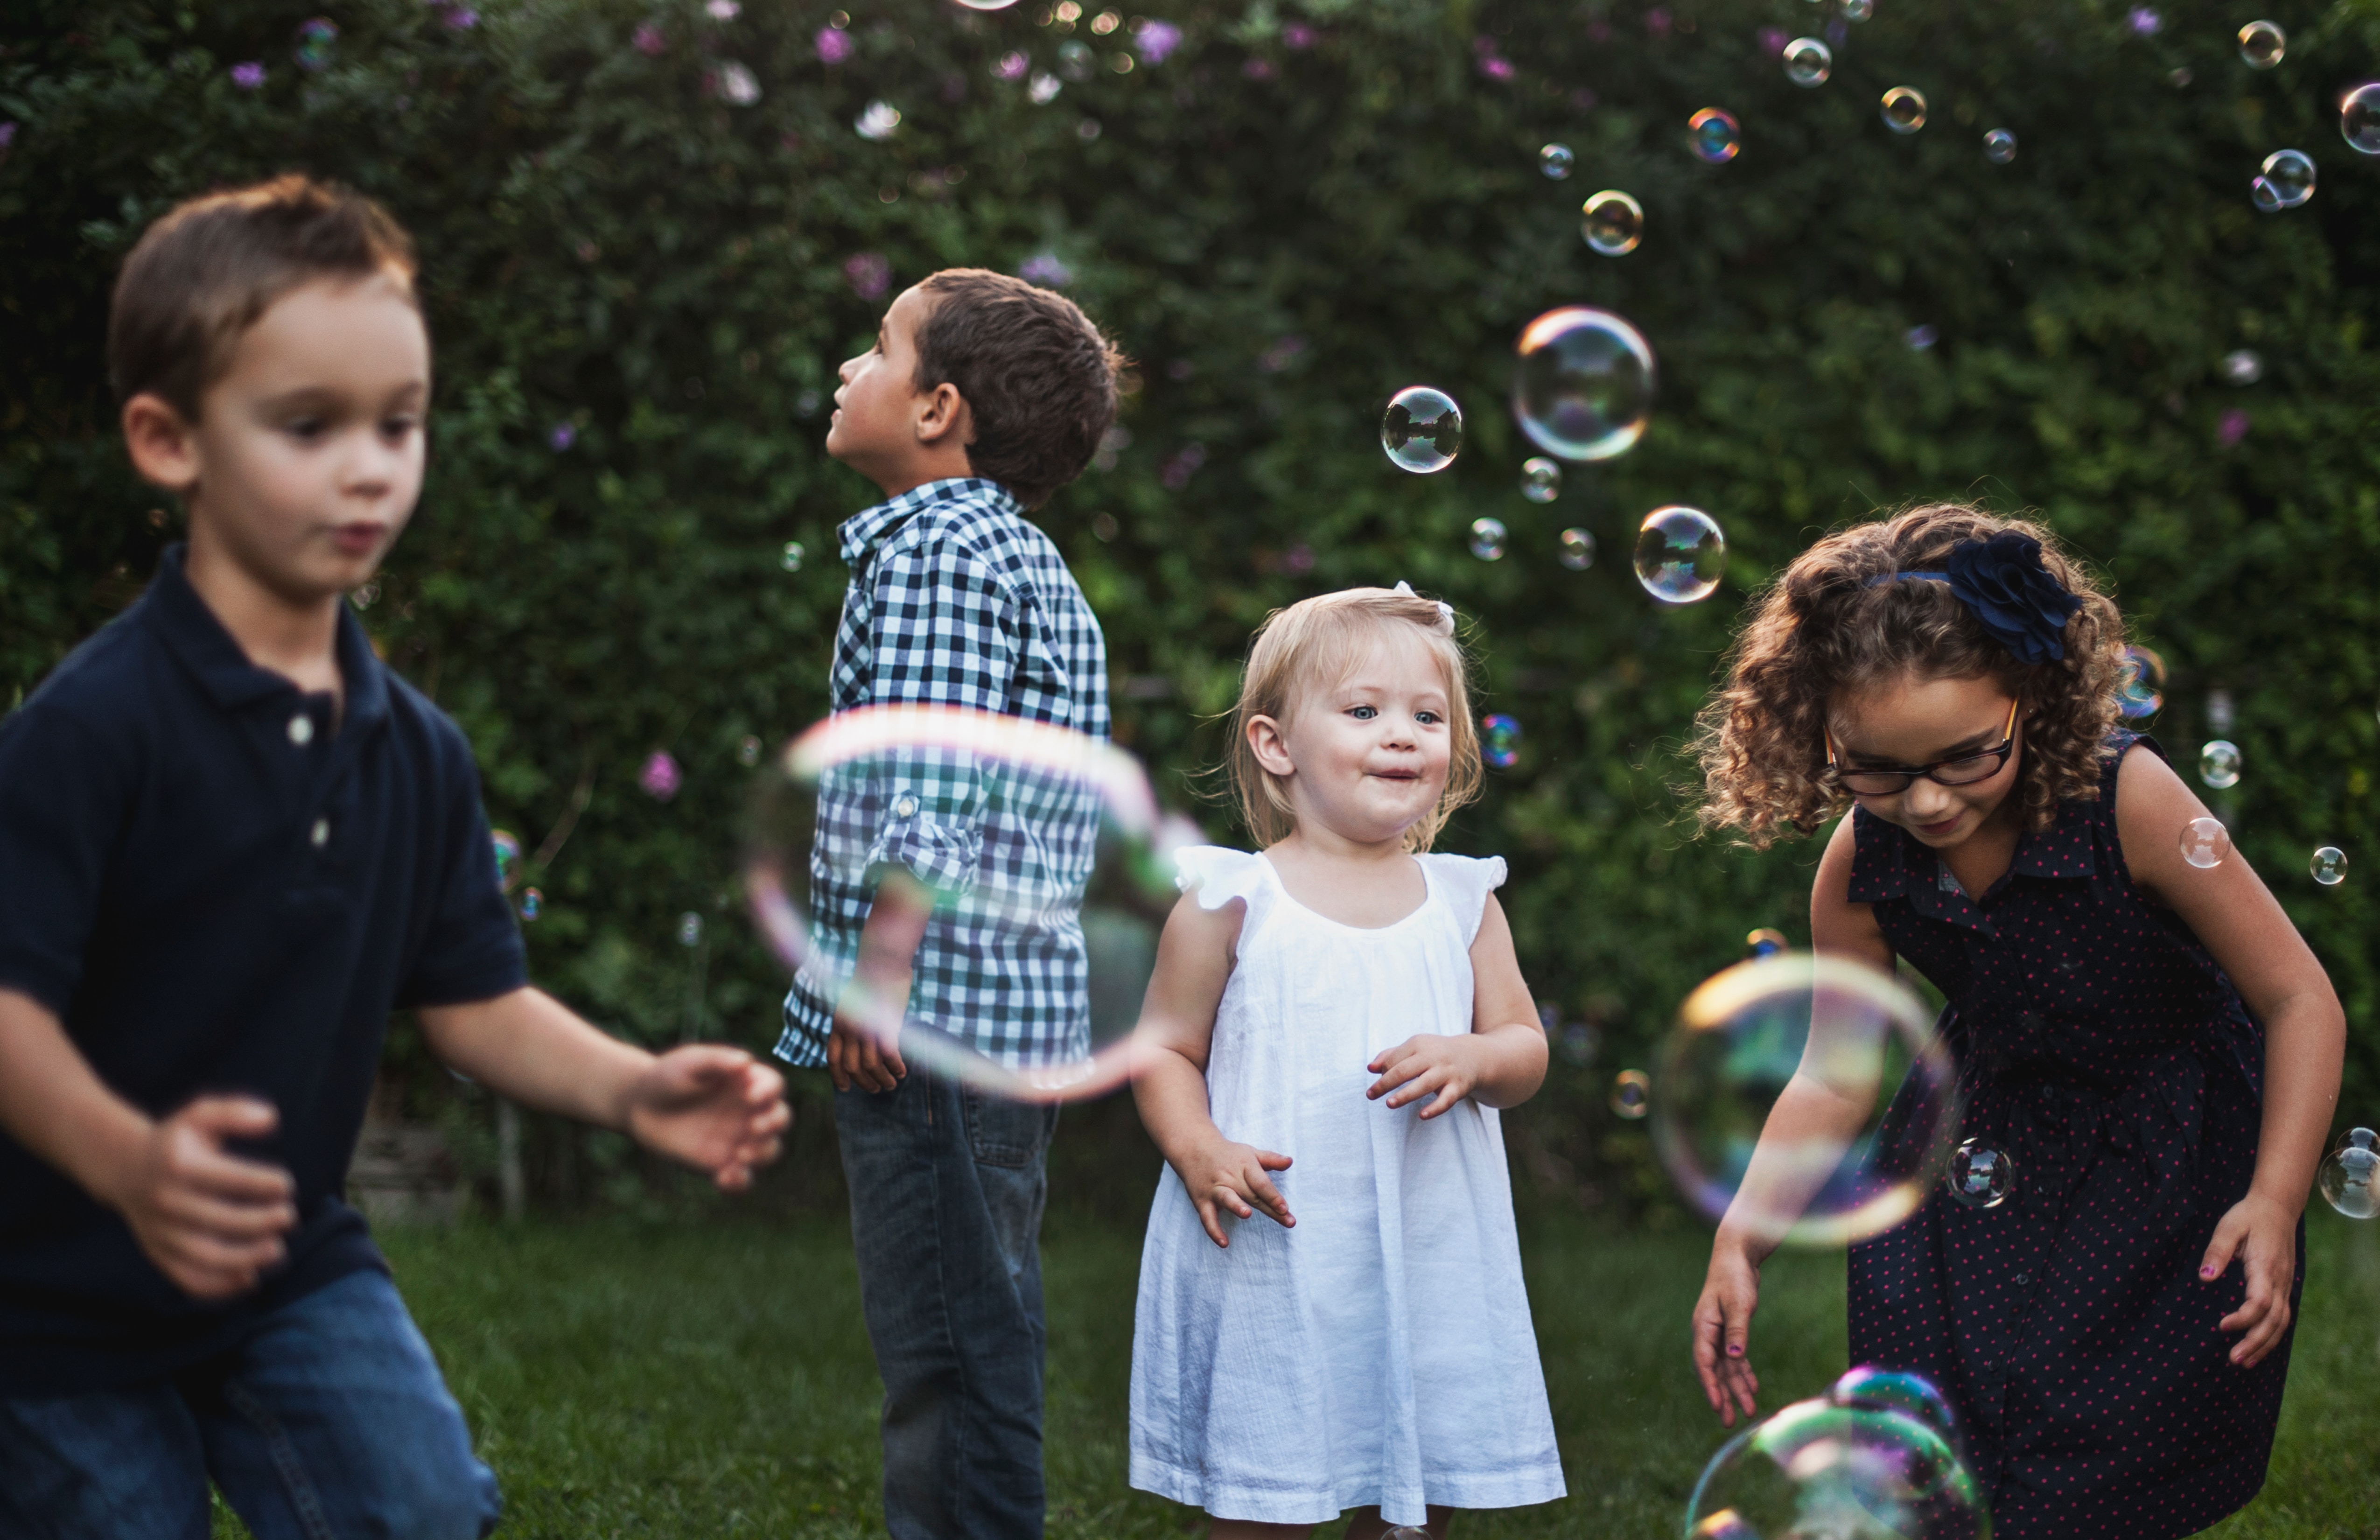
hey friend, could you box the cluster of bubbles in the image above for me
[1944,1137,2016,1208]
[1687,1365,1988,1540]
[1650,951,1962,1248]
[2198,739,2241,789]
[1481,713,1523,769]
[1634,507,1728,604]
[2319,1128,2380,1218]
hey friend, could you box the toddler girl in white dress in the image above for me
[1128,585,1566,1540]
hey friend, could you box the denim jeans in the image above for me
[0,1268,500,1540]
[836,1071,1058,1540]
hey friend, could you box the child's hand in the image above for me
[1365,1034,1486,1118]
[1692,1234,1764,1426]
[623,1045,792,1192]
[1173,1136,1294,1247]
[2201,1190,2301,1367]
[105,1095,298,1302]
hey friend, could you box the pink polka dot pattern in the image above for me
[1843,735,2297,1540]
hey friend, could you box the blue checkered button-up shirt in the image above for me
[777,479,1110,1070]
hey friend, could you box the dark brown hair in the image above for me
[109,175,420,421]
[1690,503,2127,847]
[911,269,1124,510]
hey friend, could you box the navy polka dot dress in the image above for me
[1846,734,2299,1540]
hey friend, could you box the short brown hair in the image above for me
[1225,587,1483,852]
[1689,503,2127,848]
[109,175,420,420]
[911,269,1123,510]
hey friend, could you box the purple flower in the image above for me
[844,252,891,301]
[1905,324,1939,351]
[815,27,853,64]
[2218,407,2251,448]
[2126,6,2161,35]
[1643,7,1673,38]
[231,62,266,90]
[1018,252,1074,287]
[639,751,683,802]
[1282,23,1316,49]
[1942,532,2083,665]
[444,7,478,28]
[1243,56,1276,80]
[1476,54,1514,80]
[1134,19,1183,65]
[635,23,667,56]
[993,49,1028,80]
[549,423,576,451]
[1757,26,1789,56]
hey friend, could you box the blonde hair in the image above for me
[1224,587,1482,852]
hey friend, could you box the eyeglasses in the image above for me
[1826,698,2020,796]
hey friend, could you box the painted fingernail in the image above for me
[1727,1344,1743,1357]
[2201,1265,2217,1278]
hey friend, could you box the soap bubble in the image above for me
[714,61,761,105]
[1944,1138,2016,1208]
[745,706,1201,1103]
[1633,505,1727,604]
[2252,148,2315,210]
[1481,713,1523,768]
[1470,517,1509,561]
[1540,142,1575,179]
[1513,306,1656,460]
[2319,1128,2380,1218]
[678,911,705,947]
[2223,349,2264,384]
[1881,86,1928,134]
[519,887,544,921]
[1029,71,1062,105]
[1840,0,1874,20]
[1783,36,1832,86]
[1610,1069,1652,1119]
[294,17,338,70]
[2311,846,2348,885]
[1559,526,1596,570]
[2179,816,2232,869]
[1827,1366,1961,1448]
[1983,128,2016,163]
[782,540,806,572]
[2115,644,2165,718]
[492,829,523,891]
[1745,928,1790,959]
[2237,19,2285,69]
[2198,740,2241,790]
[2345,84,2380,154]
[855,99,902,140]
[1520,457,1563,502]
[1580,189,1645,257]
[1686,1383,1988,1540]
[739,735,764,767]
[1381,386,1463,473]
[1689,107,1742,164]
[1651,951,1962,1247]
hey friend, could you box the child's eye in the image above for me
[1415,711,1441,725]
[379,414,421,442]
[1348,705,1377,721]
[285,418,327,442]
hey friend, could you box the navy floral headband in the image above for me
[1864,531,2084,665]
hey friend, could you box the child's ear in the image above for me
[122,392,202,494]
[1246,714,1296,778]
[913,381,974,447]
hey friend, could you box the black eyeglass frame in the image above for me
[1824,697,2022,796]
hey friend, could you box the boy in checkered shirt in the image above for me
[778,270,1121,1539]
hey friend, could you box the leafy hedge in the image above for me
[4,0,2377,1218]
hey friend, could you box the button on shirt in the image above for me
[778,479,1110,1071]
[0,546,526,1395]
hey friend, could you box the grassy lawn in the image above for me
[213,1210,2379,1538]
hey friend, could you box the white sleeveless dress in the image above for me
[1127,847,1566,1528]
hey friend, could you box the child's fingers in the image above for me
[1365,1038,1419,1076]
[1416,1079,1469,1118]
[1380,1065,1445,1108]
[1194,1193,1230,1247]
[1245,1172,1294,1226]
[1366,1058,1430,1102]
[1256,1149,1293,1172]
[2198,1210,2249,1283]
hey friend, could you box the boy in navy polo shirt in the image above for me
[0,177,790,1539]
[778,270,1120,1539]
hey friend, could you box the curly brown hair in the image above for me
[1690,503,2128,848]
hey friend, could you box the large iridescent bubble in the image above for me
[1652,951,1962,1248]
[745,706,1200,1103]
[1512,306,1655,461]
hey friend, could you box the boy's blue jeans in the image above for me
[836,1070,1057,1540]
[0,1268,500,1540]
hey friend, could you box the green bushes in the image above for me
[4,0,2377,1216]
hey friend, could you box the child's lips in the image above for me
[330,523,388,557]
[1915,812,1963,836]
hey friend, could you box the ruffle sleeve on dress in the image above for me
[1172,844,1276,939]
[1420,853,1507,944]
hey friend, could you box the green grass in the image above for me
[211,1212,2380,1539]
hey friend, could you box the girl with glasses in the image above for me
[1681,504,2343,1540]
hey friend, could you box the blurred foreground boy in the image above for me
[780,270,1120,1538]
[0,176,790,1539]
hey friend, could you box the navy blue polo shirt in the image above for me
[0,545,526,1395]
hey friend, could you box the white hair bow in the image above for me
[1393,580,1458,637]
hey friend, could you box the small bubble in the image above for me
[1610,1069,1652,1120]
[2198,740,2241,789]
[1984,127,2017,163]
[1540,143,1575,179]
[855,99,902,139]
[2253,148,2315,210]
[739,736,763,767]
[294,17,338,70]
[2116,645,2165,718]
[1029,71,1063,104]
[2223,349,2264,384]
[679,912,705,947]
[1580,189,1644,257]
[1945,1138,2017,1208]
[994,50,1029,80]
[1481,713,1523,768]
[2345,84,2380,155]
[1881,86,1928,134]
[2179,816,2231,868]
[1840,0,1873,20]
[1688,107,1740,163]
[1469,518,1508,561]
[781,541,805,572]
[2311,846,2348,886]
[1558,527,1596,570]
[1905,324,1939,350]
[491,830,523,889]
[1783,36,1832,86]
[2319,1128,2380,1218]
[1380,386,1463,473]
[1632,505,1726,603]
[519,887,544,921]
[2237,19,2285,70]
[1520,457,1562,503]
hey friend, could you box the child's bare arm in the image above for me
[1130,893,1290,1245]
[419,988,791,1192]
[0,987,296,1301]
[1365,894,1546,1116]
